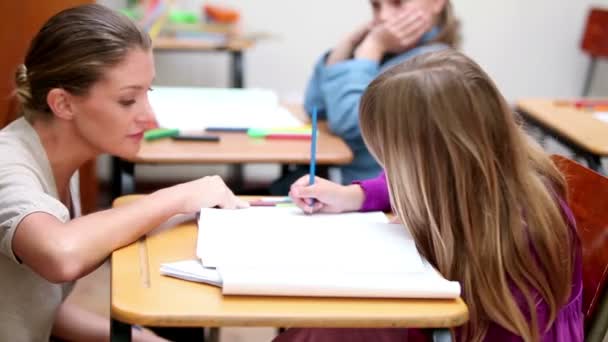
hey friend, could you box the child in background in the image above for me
[281,50,583,341]
[304,0,458,185]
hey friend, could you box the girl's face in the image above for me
[69,48,156,159]
[369,0,443,25]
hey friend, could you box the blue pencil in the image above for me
[308,107,318,205]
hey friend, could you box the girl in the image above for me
[282,50,583,341]
[301,0,459,185]
[0,4,246,341]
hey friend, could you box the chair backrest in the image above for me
[551,155,608,335]
[581,7,608,58]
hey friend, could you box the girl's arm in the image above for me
[288,173,390,214]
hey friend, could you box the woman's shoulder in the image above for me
[0,118,52,190]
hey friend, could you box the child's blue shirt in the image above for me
[304,28,448,184]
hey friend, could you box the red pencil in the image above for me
[555,99,608,108]
[265,134,311,140]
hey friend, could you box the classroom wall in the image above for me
[95,0,608,181]
[97,0,608,99]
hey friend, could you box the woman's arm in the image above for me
[12,176,246,283]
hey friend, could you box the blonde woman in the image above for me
[283,50,583,341]
[0,5,246,341]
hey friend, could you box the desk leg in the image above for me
[231,50,244,88]
[584,154,603,173]
[208,327,220,342]
[111,157,135,199]
[582,57,597,97]
[278,164,329,179]
[432,328,452,342]
[110,319,132,342]
[230,164,245,193]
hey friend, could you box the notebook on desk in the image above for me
[160,207,460,299]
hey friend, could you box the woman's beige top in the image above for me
[0,118,81,342]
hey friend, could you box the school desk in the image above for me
[109,195,469,342]
[110,105,353,198]
[516,98,608,173]
[153,35,254,88]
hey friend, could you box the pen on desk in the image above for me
[554,99,608,109]
[205,127,249,133]
[308,106,318,207]
[249,197,294,207]
[171,134,220,142]
[265,134,311,140]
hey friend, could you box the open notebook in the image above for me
[160,207,460,299]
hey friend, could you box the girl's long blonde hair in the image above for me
[360,50,575,342]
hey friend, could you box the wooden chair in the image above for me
[0,0,98,214]
[580,7,608,96]
[551,155,608,341]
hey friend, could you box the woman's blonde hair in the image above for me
[360,49,575,341]
[433,1,460,47]
[14,4,151,121]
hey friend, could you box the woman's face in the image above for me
[369,0,442,25]
[69,48,156,159]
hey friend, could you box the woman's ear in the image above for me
[46,88,75,121]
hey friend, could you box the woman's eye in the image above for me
[119,99,136,107]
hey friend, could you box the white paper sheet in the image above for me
[160,259,222,286]
[593,112,608,123]
[148,86,303,130]
[196,207,424,273]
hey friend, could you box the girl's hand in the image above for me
[289,175,365,214]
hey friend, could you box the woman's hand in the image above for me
[174,175,249,213]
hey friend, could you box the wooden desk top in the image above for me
[153,36,254,52]
[132,105,353,165]
[111,196,468,328]
[516,98,608,156]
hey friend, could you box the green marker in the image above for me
[247,128,270,138]
[144,128,179,141]
[169,10,200,24]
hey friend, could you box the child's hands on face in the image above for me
[346,21,375,47]
[289,175,366,214]
[327,21,374,65]
[366,3,433,54]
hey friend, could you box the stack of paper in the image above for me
[148,86,302,130]
[160,207,461,299]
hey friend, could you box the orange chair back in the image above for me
[552,155,608,327]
